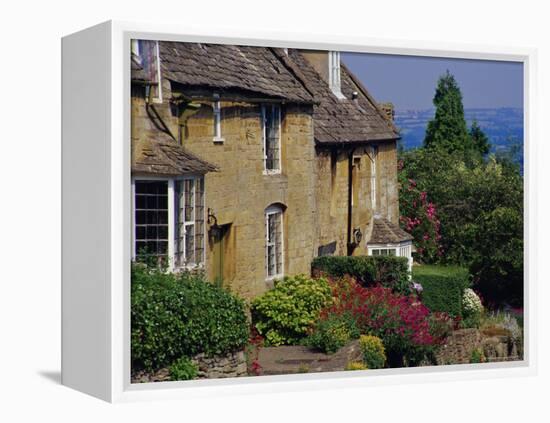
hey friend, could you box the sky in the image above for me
[342,53,524,111]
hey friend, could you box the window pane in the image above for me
[185,224,195,263]
[266,210,283,277]
[264,105,281,171]
[134,180,168,261]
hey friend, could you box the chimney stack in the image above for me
[380,102,395,122]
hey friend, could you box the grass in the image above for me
[412,264,469,278]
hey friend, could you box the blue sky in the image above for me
[342,53,524,111]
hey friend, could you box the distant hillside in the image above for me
[394,107,523,168]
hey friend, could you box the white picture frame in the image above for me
[61,20,537,403]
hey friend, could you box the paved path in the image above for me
[257,340,362,375]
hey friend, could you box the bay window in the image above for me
[133,176,205,269]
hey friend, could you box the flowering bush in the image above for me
[323,277,440,366]
[463,288,483,315]
[398,163,442,263]
[359,335,386,369]
[251,274,333,346]
[462,288,484,328]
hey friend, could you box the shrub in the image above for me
[324,277,439,366]
[470,348,486,364]
[345,361,368,371]
[169,357,198,381]
[306,313,359,354]
[359,335,386,369]
[311,255,411,295]
[412,265,470,317]
[461,288,484,328]
[251,274,333,346]
[131,264,249,371]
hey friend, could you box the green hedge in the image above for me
[131,264,249,371]
[412,265,471,318]
[311,255,411,295]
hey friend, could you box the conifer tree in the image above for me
[469,119,490,156]
[424,70,471,152]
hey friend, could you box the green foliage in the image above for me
[131,264,249,371]
[345,361,368,371]
[169,357,198,381]
[399,71,523,307]
[251,274,333,346]
[400,146,523,306]
[359,335,386,369]
[413,265,470,317]
[311,255,411,295]
[424,71,472,154]
[470,348,485,364]
[306,313,359,354]
[469,120,490,156]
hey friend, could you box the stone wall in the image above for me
[131,76,400,301]
[131,349,248,383]
[435,328,523,365]
[192,350,248,379]
[182,101,317,299]
[314,141,400,258]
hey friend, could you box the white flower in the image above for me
[463,288,483,314]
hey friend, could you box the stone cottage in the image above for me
[130,40,413,299]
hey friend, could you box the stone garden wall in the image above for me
[192,350,248,379]
[435,328,522,365]
[131,349,247,383]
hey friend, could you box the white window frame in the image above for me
[265,205,284,281]
[367,240,413,272]
[212,97,224,143]
[261,104,282,174]
[131,175,205,271]
[368,145,378,210]
[328,51,345,99]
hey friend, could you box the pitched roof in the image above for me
[158,42,314,103]
[286,50,399,145]
[132,134,217,176]
[368,217,413,244]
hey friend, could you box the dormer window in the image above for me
[132,39,162,101]
[212,95,224,143]
[328,51,345,99]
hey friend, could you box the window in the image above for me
[133,177,205,270]
[175,178,205,268]
[261,104,281,172]
[371,248,396,256]
[212,98,224,142]
[265,205,284,279]
[368,145,378,210]
[368,241,413,272]
[328,51,345,99]
[134,180,169,261]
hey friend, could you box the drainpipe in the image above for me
[346,148,355,256]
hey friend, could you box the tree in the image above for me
[424,71,472,153]
[469,119,490,156]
